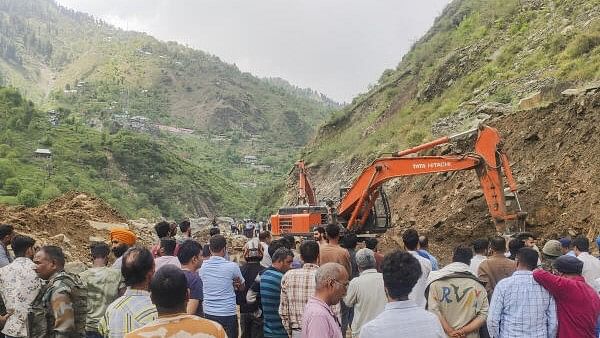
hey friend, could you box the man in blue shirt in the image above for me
[418,235,439,271]
[260,247,294,338]
[199,234,244,338]
[487,248,557,338]
[559,237,576,257]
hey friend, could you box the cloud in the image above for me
[56,0,449,102]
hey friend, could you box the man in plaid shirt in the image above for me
[487,248,557,338]
[279,240,320,337]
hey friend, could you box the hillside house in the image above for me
[242,155,258,164]
[47,110,60,126]
[252,164,273,173]
[34,148,52,159]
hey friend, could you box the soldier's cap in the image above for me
[542,240,562,258]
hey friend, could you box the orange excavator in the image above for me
[271,125,526,236]
[270,161,329,235]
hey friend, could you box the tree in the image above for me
[41,184,61,200]
[17,189,38,207]
[4,177,21,195]
[0,159,14,186]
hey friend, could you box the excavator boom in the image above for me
[336,125,525,234]
[296,160,317,206]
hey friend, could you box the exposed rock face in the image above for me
[518,91,544,110]
[307,89,600,263]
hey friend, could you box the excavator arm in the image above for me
[336,125,525,234]
[296,160,317,206]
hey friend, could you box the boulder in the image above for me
[561,88,585,96]
[518,91,543,110]
[476,102,512,116]
[49,233,71,244]
[583,81,600,92]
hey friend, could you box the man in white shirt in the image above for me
[573,236,600,291]
[402,229,431,308]
[470,239,488,275]
[343,248,387,337]
[361,251,444,338]
[259,231,272,268]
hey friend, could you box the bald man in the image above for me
[301,262,348,338]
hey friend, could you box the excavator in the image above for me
[271,160,329,235]
[271,125,526,236]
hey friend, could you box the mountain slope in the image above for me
[299,0,600,252]
[305,0,599,192]
[0,0,338,142]
[0,0,341,218]
[0,86,251,219]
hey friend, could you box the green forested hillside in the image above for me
[306,0,600,166]
[0,0,340,218]
[0,86,251,218]
[0,0,337,137]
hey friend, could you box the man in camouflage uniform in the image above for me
[29,245,87,338]
[541,240,562,272]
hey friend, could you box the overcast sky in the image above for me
[56,0,450,103]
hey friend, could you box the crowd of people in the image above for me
[0,220,599,338]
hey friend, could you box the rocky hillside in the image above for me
[379,88,600,258]
[295,0,600,255]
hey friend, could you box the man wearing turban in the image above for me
[110,228,137,269]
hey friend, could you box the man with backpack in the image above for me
[237,239,266,338]
[426,245,488,338]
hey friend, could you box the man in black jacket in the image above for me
[237,239,266,338]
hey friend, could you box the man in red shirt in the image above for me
[533,255,600,338]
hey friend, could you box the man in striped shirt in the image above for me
[99,247,158,337]
[280,240,320,337]
[260,247,294,338]
[125,265,226,338]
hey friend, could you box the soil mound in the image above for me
[0,191,249,265]
[0,191,127,260]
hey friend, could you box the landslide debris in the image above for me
[378,87,600,260]
[0,193,249,265]
[0,191,127,260]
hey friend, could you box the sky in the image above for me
[56,0,450,103]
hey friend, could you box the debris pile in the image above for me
[0,192,126,260]
[0,194,250,264]
[379,85,600,260]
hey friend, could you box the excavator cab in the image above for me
[337,186,392,235]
